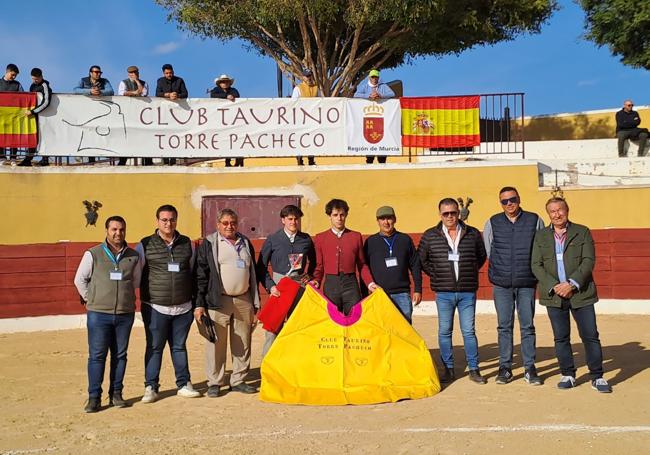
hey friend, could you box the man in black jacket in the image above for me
[616,99,648,157]
[194,208,260,397]
[419,198,487,384]
[155,64,188,165]
[18,68,52,167]
[1,63,23,164]
[364,206,422,324]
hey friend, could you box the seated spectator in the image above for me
[155,64,188,165]
[291,69,320,166]
[18,68,52,167]
[211,74,243,167]
[0,63,23,165]
[354,69,395,164]
[118,66,149,166]
[616,100,648,157]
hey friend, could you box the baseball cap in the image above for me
[127,65,139,73]
[302,68,313,77]
[369,69,380,77]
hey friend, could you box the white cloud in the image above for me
[153,41,182,55]
[577,79,598,87]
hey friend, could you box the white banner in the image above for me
[38,95,401,157]
[346,99,401,156]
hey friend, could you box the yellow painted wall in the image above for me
[518,107,649,141]
[2,164,650,245]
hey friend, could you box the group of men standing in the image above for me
[74,188,612,412]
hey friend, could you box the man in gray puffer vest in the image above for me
[136,205,201,403]
[74,215,141,413]
[483,187,545,386]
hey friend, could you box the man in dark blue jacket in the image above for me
[615,99,648,157]
[155,64,188,165]
[256,204,315,356]
[19,68,53,167]
[483,186,545,385]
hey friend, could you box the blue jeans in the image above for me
[435,292,479,370]
[86,310,135,398]
[493,286,536,370]
[389,292,413,324]
[141,304,194,390]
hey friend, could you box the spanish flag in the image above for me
[401,96,480,148]
[0,92,37,148]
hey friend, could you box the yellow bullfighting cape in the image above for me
[260,286,440,405]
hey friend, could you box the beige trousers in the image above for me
[206,294,254,387]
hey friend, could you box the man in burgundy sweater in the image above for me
[312,199,377,314]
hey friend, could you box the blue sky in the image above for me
[2,0,648,115]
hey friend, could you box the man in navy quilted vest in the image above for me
[483,187,545,386]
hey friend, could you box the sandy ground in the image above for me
[1,314,649,454]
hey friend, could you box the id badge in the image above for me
[385,257,398,268]
[236,258,247,269]
[556,253,563,261]
[109,270,123,281]
[448,253,460,262]
[167,262,180,272]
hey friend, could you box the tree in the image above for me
[580,0,650,70]
[156,0,557,96]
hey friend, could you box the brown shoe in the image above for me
[440,366,455,384]
[468,369,487,384]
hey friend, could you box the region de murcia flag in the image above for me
[0,92,37,148]
[400,96,480,148]
[363,103,384,144]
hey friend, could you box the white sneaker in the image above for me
[177,382,201,398]
[141,385,158,403]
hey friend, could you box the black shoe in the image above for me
[225,159,232,167]
[524,367,544,386]
[440,366,455,384]
[229,383,258,394]
[468,369,487,384]
[39,158,49,166]
[296,157,304,166]
[17,158,32,167]
[109,392,129,408]
[84,397,101,413]
[207,385,221,398]
[307,157,316,166]
[495,367,513,384]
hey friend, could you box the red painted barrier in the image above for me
[1,229,649,318]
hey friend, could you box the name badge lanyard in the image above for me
[232,237,247,268]
[383,235,396,258]
[102,243,123,271]
[167,244,181,273]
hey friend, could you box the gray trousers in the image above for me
[205,294,254,387]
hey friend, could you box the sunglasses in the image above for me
[90,70,102,74]
[441,211,459,218]
[625,104,633,107]
[500,196,519,205]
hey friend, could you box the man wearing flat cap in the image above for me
[117,66,149,165]
[211,74,243,167]
[363,206,422,323]
[291,68,321,166]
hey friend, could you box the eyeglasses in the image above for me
[220,221,237,227]
[158,218,177,223]
[90,70,102,74]
[625,104,633,107]
[441,211,459,218]
[500,196,519,205]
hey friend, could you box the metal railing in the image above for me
[407,92,525,160]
